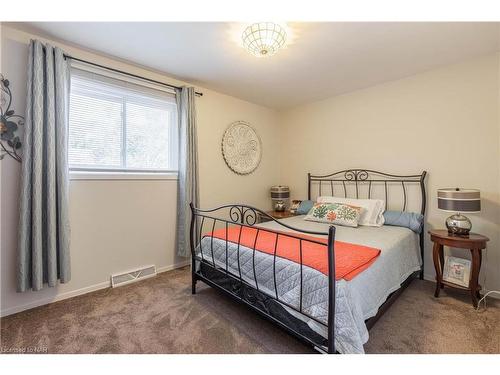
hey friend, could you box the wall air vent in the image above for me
[110,265,157,288]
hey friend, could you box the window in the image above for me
[68,67,178,174]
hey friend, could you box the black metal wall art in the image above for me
[0,74,23,162]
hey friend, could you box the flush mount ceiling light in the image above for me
[242,22,287,57]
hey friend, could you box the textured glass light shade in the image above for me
[242,23,287,57]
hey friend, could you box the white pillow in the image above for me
[317,196,385,227]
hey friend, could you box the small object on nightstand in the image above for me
[258,210,296,223]
[442,256,471,287]
[270,186,290,212]
[429,229,489,308]
[289,200,302,214]
[437,188,481,236]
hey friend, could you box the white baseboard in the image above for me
[422,273,499,300]
[0,260,190,318]
[423,273,435,282]
[157,260,190,274]
[0,281,110,318]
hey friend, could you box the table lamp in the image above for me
[437,188,481,236]
[270,186,290,212]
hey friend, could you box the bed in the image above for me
[189,169,427,354]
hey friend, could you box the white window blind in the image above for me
[69,67,178,173]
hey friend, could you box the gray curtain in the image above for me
[176,87,199,257]
[17,40,71,292]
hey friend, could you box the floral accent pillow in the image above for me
[304,202,363,227]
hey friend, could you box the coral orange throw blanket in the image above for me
[207,226,381,281]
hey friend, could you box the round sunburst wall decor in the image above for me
[221,121,262,175]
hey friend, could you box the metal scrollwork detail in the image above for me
[357,170,368,181]
[344,169,368,181]
[229,206,244,223]
[344,170,356,181]
[229,205,258,225]
[242,208,257,226]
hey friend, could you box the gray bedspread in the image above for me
[196,215,421,354]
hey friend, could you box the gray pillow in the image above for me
[297,200,314,215]
[383,211,424,233]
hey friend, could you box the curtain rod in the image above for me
[63,54,203,97]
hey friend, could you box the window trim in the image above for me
[68,64,179,174]
[69,170,178,181]
[70,60,177,96]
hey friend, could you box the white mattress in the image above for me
[196,215,421,353]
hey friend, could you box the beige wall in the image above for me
[197,92,280,209]
[0,25,280,316]
[279,54,500,292]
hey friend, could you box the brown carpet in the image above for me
[1,267,499,354]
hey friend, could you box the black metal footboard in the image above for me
[189,203,337,353]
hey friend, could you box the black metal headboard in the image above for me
[308,169,427,215]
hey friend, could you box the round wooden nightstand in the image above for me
[257,210,297,223]
[428,229,489,308]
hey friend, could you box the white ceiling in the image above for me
[18,22,500,109]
